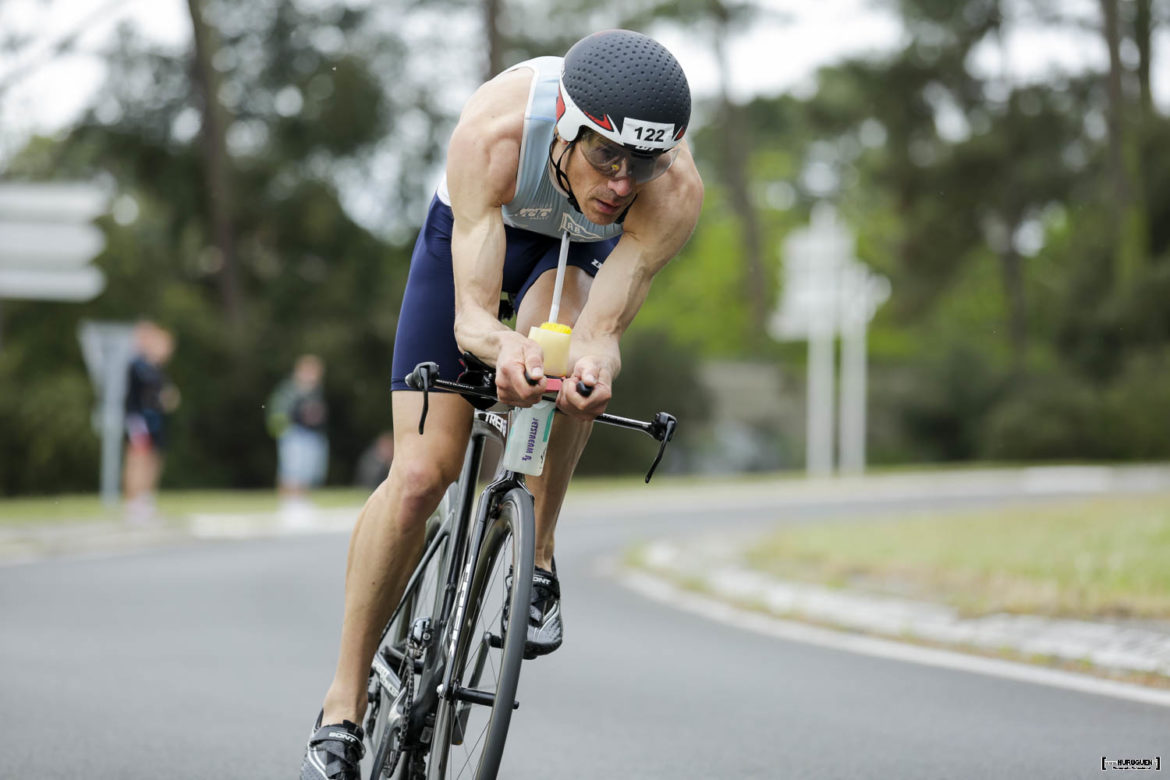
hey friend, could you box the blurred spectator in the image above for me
[123,320,179,525]
[355,431,395,490]
[267,354,329,522]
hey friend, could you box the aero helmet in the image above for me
[555,30,691,154]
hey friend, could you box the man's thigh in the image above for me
[390,391,475,487]
[515,266,594,333]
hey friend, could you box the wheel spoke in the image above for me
[429,490,533,780]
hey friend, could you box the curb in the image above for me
[0,507,359,566]
[629,533,1170,686]
[617,566,1170,708]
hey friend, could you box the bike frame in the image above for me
[385,408,528,753]
[371,360,678,776]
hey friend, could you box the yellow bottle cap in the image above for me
[539,322,572,335]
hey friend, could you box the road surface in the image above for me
[2,479,1167,778]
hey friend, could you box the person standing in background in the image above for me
[123,320,179,525]
[354,431,395,491]
[267,354,329,523]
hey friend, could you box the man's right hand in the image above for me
[494,332,547,407]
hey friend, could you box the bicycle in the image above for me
[363,357,676,780]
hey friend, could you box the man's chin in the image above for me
[587,200,628,224]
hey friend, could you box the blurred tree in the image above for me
[186,0,243,332]
[1098,0,1148,284]
[690,0,1170,463]
[0,3,412,493]
[619,0,779,342]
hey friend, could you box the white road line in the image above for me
[618,569,1170,709]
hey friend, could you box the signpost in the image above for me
[769,204,890,475]
[78,321,136,506]
[0,182,110,345]
[0,182,119,499]
[0,183,109,297]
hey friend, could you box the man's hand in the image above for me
[494,332,547,407]
[557,356,614,419]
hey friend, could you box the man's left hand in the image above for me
[557,357,613,419]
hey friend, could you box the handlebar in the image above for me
[405,361,676,483]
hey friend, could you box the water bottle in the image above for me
[500,400,556,476]
[528,322,572,377]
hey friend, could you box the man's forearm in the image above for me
[453,309,517,366]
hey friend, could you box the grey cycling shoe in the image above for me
[524,564,563,659]
[300,712,364,780]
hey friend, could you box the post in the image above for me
[78,321,136,506]
[838,308,867,473]
[838,267,890,474]
[99,355,130,506]
[807,314,836,476]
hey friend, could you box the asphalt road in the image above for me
[3,479,1168,779]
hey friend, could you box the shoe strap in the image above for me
[533,567,559,594]
[310,722,366,761]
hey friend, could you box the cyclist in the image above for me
[301,29,702,779]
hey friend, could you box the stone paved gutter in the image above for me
[636,534,1170,682]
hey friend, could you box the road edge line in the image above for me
[617,568,1170,709]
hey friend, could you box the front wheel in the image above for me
[428,488,534,780]
[368,501,451,780]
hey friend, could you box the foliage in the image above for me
[4,0,1170,493]
[2,3,407,493]
[692,0,1170,466]
[0,0,716,494]
[576,327,710,476]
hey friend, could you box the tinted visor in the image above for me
[578,130,678,184]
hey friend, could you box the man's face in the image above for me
[560,131,677,225]
[563,140,639,225]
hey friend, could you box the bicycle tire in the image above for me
[427,487,534,780]
[368,507,451,780]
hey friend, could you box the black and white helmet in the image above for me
[555,30,691,154]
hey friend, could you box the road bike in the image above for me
[363,358,676,780]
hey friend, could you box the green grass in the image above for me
[744,493,1170,620]
[0,487,372,525]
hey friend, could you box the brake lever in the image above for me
[643,412,677,483]
[405,362,439,435]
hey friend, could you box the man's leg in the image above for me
[514,266,594,571]
[319,392,472,727]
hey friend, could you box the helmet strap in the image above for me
[548,137,583,214]
[547,134,638,222]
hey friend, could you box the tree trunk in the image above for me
[1135,0,1153,116]
[1098,0,1145,285]
[713,23,768,340]
[999,243,1028,374]
[483,0,504,81]
[186,0,244,332]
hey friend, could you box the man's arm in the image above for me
[445,70,548,406]
[559,145,704,418]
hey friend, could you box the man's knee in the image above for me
[384,456,458,521]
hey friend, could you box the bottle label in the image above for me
[501,400,555,476]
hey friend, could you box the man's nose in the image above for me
[608,174,634,198]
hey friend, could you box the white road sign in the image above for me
[769,203,890,475]
[0,182,109,302]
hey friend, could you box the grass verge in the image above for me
[0,487,372,526]
[744,493,1170,620]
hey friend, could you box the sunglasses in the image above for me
[577,131,678,184]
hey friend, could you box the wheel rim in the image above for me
[369,524,448,779]
[431,508,530,780]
